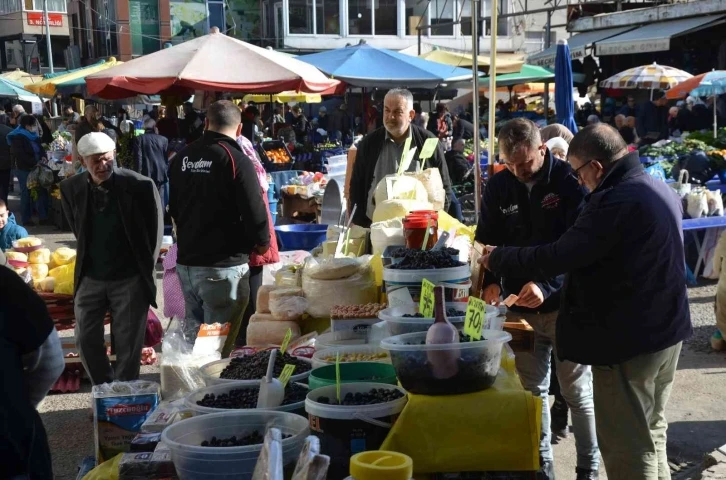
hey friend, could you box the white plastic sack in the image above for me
[302,256,378,318]
[405,168,446,211]
[370,218,404,256]
[374,175,428,205]
[686,189,708,219]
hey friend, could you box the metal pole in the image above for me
[487,0,498,179]
[42,0,57,116]
[472,0,481,221]
[543,10,551,124]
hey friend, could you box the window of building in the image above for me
[483,0,508,36]
[430,0,453,36]
[129,0,160,56]
[315,0,339,34]
[460,0,481,36]
[524,30,556,49]
[375,0,397,35]
[28,0,66,12]
[208,1,224,30]
[0,0,20,14]
[348,0,371,35]
[405,0,428,35]
[288,0,313,34]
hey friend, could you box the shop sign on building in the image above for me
[596,38,670,56]
[27,12,63,27]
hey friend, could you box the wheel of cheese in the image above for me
[28,263,49,281]
[305,257,360,280]
[268,287,303,301]
[246,321,301,346]
[256,285,281,314]
[6,251,28,262]
[28,248,51,264]
[249,313,276,323]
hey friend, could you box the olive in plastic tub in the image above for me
[311,345,390,369]
[184,382,309,417]
[378,301,498,336]
[305,382,408,479]
[199,356,312,387]
[382,264,471,303]
[161,410,309,480]
[380,330,512,395]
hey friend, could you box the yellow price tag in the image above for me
[397,136,414,175]
[419,279,435,318]
[278,364,296,388]
[418,137,440,161]
[464,296,487,341]
[335,352,342,403]
[280,328,292,354]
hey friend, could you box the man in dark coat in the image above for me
[133,118,170,211]
[636,90,668,142]
[349,88,452,227]
[480,123,691,480]
[452,114,475,140]
[0,113,12,204]
[61,132,162,385]
[445,138,471,185]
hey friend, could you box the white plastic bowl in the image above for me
[184,381,308,416]
[161,410,309,480]
[200,356,312,387]
[311,345,391,369]
[378,302,499,336]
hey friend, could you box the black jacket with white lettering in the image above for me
[169,130,270,267]
[475,151,586,314]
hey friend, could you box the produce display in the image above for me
[219,351,311,380]
[316,388,405,406]
[200,432,291,447]
[388,248,465,270]
[330,303,387,319]
[266,147,291,163]
[196,383,308,409]
[320,352,389,363]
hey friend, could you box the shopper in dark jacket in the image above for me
[133,119,169,210]
[0,114,12,204]
[453,115,475,140]
[445,139,471,185]
[475,118,596,480]
[636,91,668,142]
[169,101,270,355]
[481,123,691,480]
[7,115,48,225]
[350,88,452,227]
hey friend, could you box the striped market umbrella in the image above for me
[600,63,692,90]
[665,70,726,99]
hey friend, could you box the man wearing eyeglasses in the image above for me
[481,123,691,480]
[475,118,598,480]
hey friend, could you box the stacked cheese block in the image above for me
[6,241,77,294]
[247,286,306,346]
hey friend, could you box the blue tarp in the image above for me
[298,44,475,89]
[555,40,578,134]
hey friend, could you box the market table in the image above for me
[381,354,541,478]
[666,177,726,193]
[683,216,726,279]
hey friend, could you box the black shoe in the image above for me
[551,408,569,441]
[575,468,599,480]
[536,461,556,480]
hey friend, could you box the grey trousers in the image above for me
[74,275,149,385]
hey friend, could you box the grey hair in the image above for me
[12,104,25,114]
[385,88,414,111]
[498,118,542,157]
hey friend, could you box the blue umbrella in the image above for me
[299,43,475,89]
[554,39,577,134]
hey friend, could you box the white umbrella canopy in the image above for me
[86,27,340,99]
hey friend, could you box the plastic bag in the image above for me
[144,310,163,348]
[302,256,378,318]
[49,261,75,285]
[26,166,40,190]
[252,428,283,480]
[160,321,208,401]
[82,453,122,480]
[370,218,404,256]
[269,295,308,321]
[52,247,76,266]
[38,164,54,189]
[292,436,330,480]
[405,168,446,211]
[686,189,708,219]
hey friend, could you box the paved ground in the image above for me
[12,192,726,480]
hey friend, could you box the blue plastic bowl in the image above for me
[275,224,328,251]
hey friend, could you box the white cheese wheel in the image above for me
[28,248,51,264]
[246,321,301,346]
[372,199,433,223]
[256,285,281,313]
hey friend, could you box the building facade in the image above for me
[0,0,71,71]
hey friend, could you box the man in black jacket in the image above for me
[475,118,598,480]
[349,88,452,227]
[61,132,163,384]
[636,90,668,142]
[0,113,12,204]
[133,118,170,211]
[169,100,270,353]
[452,114,475,140]
[481,124,692,480]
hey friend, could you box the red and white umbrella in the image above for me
[86,28,340,99]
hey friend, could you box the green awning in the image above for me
[480,64,555,87]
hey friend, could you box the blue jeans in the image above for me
[510,311,600,472]
[176,263,250,357]
[13,169,49,224]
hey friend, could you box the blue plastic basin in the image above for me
[275,224,328,251]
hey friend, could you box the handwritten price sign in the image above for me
[419,279,435,317]
[280,328,293,354]
[278,364,296,388]
[464,296,486,340]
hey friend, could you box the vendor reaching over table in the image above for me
[480,123,692,480]
[474,118,598,480]
[349,88,452,227]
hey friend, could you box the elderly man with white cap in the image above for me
[60,132,163,385]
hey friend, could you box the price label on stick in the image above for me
[335,352,342,403]
[278,364,296,389]
[418,137,440,162]
[280,328,293,354]
[464,296,486,341]
[397,136,414,175]
[419,279,435,318]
